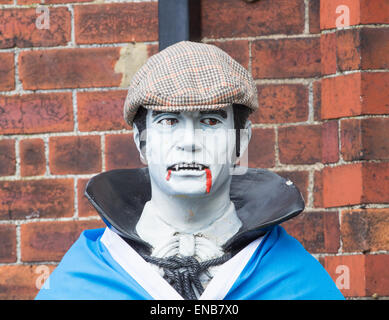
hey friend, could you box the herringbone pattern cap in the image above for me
[124,41,258,126]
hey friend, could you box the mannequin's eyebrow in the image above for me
[151,110,180,117]
[199,110,227,119]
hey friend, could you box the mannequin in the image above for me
[35,41,344,300]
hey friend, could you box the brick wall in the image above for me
[0,0,388,299]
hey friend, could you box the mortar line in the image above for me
[14,138,21,178]
[101,134,106,172]
[72,90,79,133]
[274,126,280,167]
[248,40,252,76]
[43,135,50,176]
[304,0,310,34]
[307,81,314,123]
[15,223,21,264]
[68,4,75,46]
[306,170,314,209]
[73,178,79,218]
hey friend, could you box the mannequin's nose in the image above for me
[176,120,201,153]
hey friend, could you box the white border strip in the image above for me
[101,227,183,300]
[100,227,263,300]
[199,236,263,300]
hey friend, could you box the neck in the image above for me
[147,178,232,234]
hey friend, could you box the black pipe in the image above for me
[158,0,201,51]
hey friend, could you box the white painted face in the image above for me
[139,105,237,197]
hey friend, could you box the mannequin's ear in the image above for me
[133,123,147,164]
[238,119,252,161]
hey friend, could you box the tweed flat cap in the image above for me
[124,41,258,127]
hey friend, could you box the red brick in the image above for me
[0,224,16,263]
[105,134,145,171]
[0,93,73,134]
[363,162,389,204]
[336,29,361,72]
[313,80,321,121]
[282,211,340,253]
[341,118,362,161]
[278,123,338,165]
[0,52,14,91]
[19,48,122,90]
[21,220,104,262]
[252,84,308,124]
[0,139,15,176]
[322,163,363,208]
[320,32,337,75]
[336,28,389,71]
[360,28,389,70]
[322,162,389,207]
[0,0,12,4]
[360,1,389,24]
[0,265,56,300]
[49,135,101,175]
[324,254,366,297]
[341,208,389,253]
[321,72,389,119]
[0,179,74,220]
[320,0,360,30]
[365,255,389,296]
[313,170,323,208]
[321,121,340,163]
[341,118,389,161]
[275,170,309,204]
[321,73,362,119]
[0,8,70,49]
[252,37,321,79]
[207,40,249,70]
[78,178,98,217]
[74,3,158,44]
[77,90,129,132]
[245,128,275,168]
[309,0,320,34]
[279,125,320,164]
[202,0,304,38]
[360,119,389,160]
[361,72,389,115]
[20,139,46,177]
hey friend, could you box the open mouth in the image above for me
[167,162,209,171]
[166,162,212,193]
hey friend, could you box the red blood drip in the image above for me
[205,168,212,193]
[166,169,171,181]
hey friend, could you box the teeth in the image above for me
[169,162,207,171]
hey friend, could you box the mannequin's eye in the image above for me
[158,118,178,126]
[200,118,221,126]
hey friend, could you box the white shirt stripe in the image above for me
[100,227,262,300]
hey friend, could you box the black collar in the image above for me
[85,167,305,255]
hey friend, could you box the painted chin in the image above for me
[165,168,213,194]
